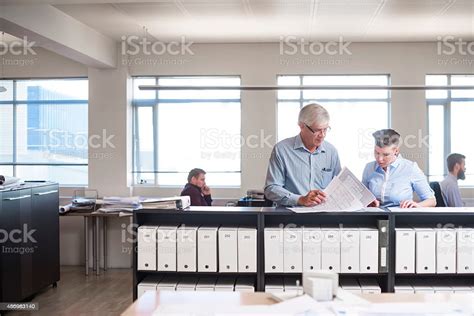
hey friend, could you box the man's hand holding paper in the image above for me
[298,190,327,206]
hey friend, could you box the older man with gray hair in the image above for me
[264,103,341,206]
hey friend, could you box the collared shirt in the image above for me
[264,134,341,206]
[362,155,434,207]
[440,174,463,207]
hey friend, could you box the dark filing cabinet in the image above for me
[0,183,60,302]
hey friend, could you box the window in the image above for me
[0,78,88,185]
[277,75,390,179]
[132,76,241,186]
[427,74,474,186]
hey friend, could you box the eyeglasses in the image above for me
[305,124,331,135]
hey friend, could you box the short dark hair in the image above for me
[372,129,401,148]
[447,153,465,172]
[187,168,206,183]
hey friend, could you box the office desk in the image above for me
[61,211,132,276]
[121,291,277,316]
[359,292,474,304]
[121,290,474,316]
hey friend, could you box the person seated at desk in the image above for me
[362,129,436,208]
[440,153,466,207]
[264,103,341,206]
[180,168,212,206]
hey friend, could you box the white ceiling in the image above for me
[1,0,474,43]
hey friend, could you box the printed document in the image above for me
[289,167,376,213]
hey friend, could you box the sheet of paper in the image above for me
[360,302,470,316]
[330,302,470,316]
[290,167,376,213]
[153,304,274,316]
[269,294,333,314]
[153,295,332,316]
[337,168,375,207]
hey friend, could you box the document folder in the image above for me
[436,228,456,273]
[197,226,218,272]
[302,227,322,272]
[340,228,360,273]
[360,228,379,273]
[264,227,283,273]
[395,228,415,274]
[218,227,238,272]
[283,227,303,273]
[238,227,257,272]
[415,228,436,274]
[457,228,474,274]
[157,225,178,271]
[177,225,197,272]
[137,226,158,271]
[321,228,341,273]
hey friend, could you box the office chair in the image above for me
[429,181,446,207]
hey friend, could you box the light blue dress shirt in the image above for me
[362,155,434,207]
[440,174,463,207]
[264,135,341,206]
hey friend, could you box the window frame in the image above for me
[132,75,242,187]
[276,74,391,141]
[276,74,392,140]
[427,74,474,187]
[0,77,88,186]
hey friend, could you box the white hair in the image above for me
[298,103,330,126]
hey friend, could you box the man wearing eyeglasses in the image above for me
[264,103,341,206]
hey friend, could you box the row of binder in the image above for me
[137,276,255,298]
[264,227,383,273]
[339,278,382,294]
[137,225,257,272]
[264,277,382,295]
[395,227,474,274]
[264,277,301,295]
[394,280,474,293]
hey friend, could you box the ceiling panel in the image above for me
[114,3,185,21]
[47,0,474,42]
[311,1,381,40]
[250,1,312,17]
[181,2,248,17]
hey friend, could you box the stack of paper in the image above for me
[97,196,141,213]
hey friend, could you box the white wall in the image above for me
[4,42,473,267]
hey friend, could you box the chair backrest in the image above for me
[429,181,446,207]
